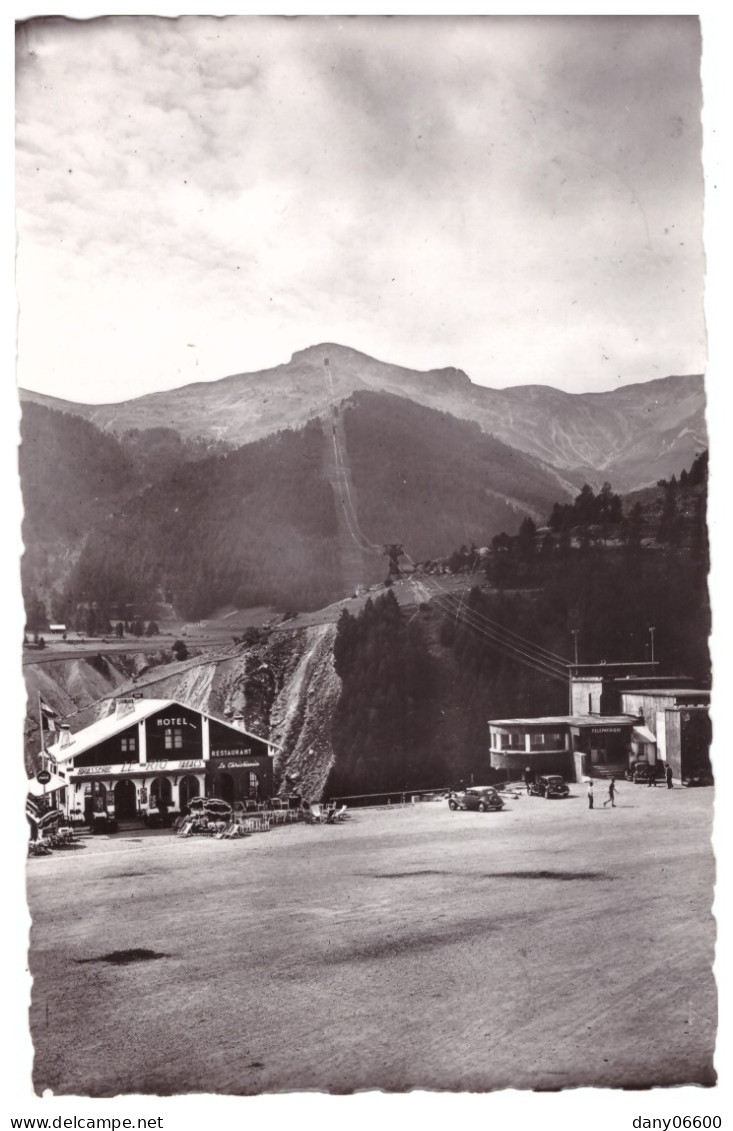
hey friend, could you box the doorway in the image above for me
[179,774,200,814]
[114,779,137,820]
[205,771,235,804]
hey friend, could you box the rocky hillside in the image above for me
[24,625,340,802]
[20,342,706,492]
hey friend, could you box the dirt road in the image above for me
[28,785,716,1095]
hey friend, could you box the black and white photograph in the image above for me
[6,7,730,1119]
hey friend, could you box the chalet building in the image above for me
[46,697,277,825]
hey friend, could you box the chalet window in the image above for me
[164,727,183,751]
[120,736,136,754]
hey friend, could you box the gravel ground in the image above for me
[27,784,716,1096]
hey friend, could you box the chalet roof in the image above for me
[44,698,280,765]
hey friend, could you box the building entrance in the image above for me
[179,774,200,814]
[205,771,235,804]
[84,781,107,824]
[114,779,137,820]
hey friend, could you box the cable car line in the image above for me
[398,544,571,670]
[404,557,568,680]
[322,357,383,557]
[428,594,570,685]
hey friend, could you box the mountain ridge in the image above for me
[19,342,706,492]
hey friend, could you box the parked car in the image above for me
[448,786,504,812]
[682,769,714,787]
[624,760,662,783]
[529,774,570,799]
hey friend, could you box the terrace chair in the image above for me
[217,820,250,839]
[268,798,287,824]
[307,804,326,824]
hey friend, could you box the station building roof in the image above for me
[489,715,640,728]
[45,698,280,766]
[619,688,710,699]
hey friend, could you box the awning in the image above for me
[27,772,68,796]
[632,725,657,745]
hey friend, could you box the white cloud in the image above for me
[15,15,706,401]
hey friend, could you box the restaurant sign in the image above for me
[211,758,261,771]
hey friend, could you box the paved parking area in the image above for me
[28,785,716,1095]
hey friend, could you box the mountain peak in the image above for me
[289,343,374,366]
[288,343,470,387]
[424,365,471,385]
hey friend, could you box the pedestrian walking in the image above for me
[647,765,657,787]
[603,776,617,807]
[666,764,674,790]
[523,765,534,794]
[587,779,594,809]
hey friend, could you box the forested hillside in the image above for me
[327,591,439,796]
[20,404,138,625]
[24,391,573,627]
[341,391,569,555]
[61,419,341,620]
[20,404,232,625]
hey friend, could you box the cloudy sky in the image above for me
[15,15,705,403]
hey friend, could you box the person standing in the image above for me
[523,766,534,794]
[666,764,674,790]
[156,794,170,827]
[603,776,617,808]
[648,764,657,787]
[587,779,594,809]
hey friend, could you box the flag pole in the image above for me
[37,691,48,805]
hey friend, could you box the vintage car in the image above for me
[448,786,504,813]
[528,774,570,798]
[624,760,662,783]
[682,769,714,787]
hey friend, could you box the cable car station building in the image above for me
[488,715,641,782]
[48,697,276,825]
[489,664,711,784]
